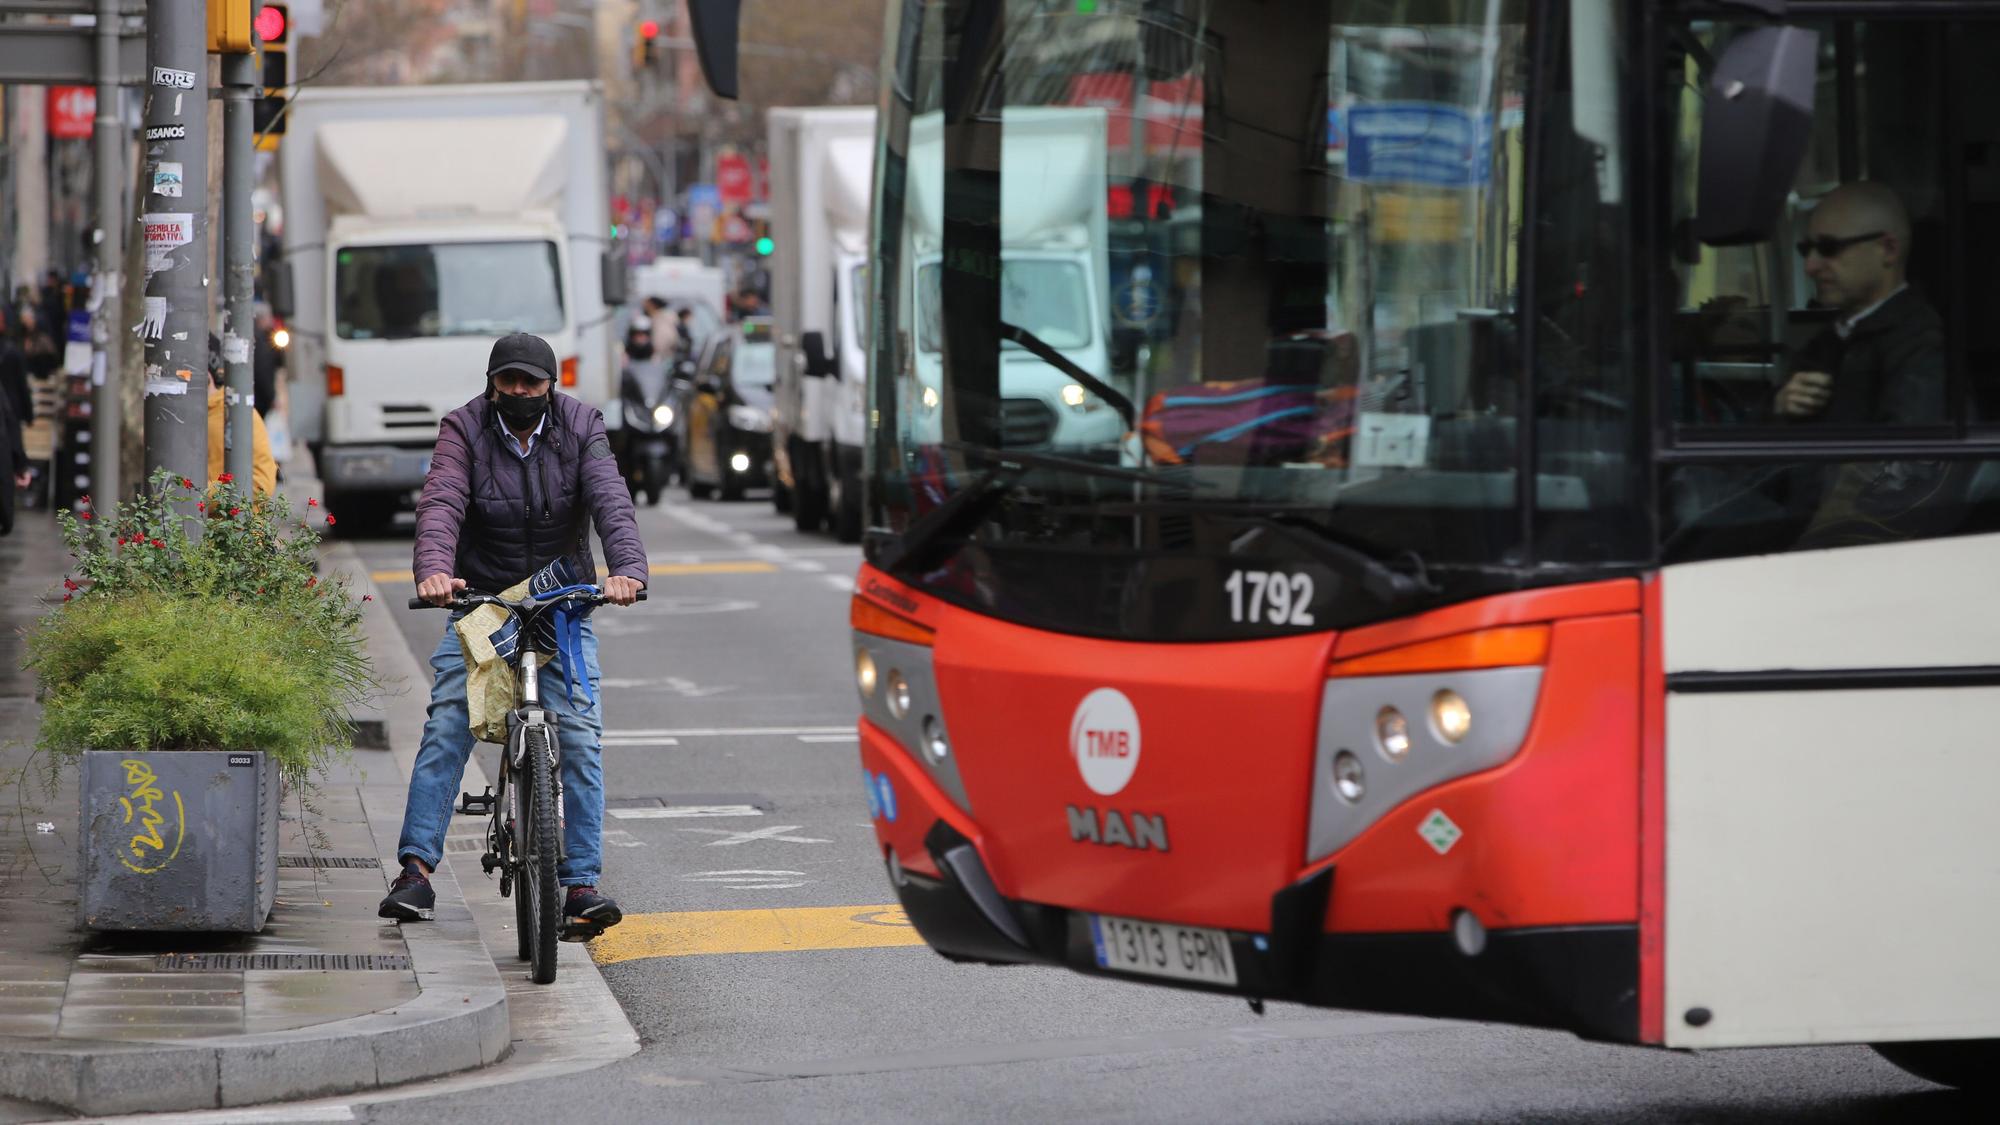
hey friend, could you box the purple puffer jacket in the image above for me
[413,392,648,596]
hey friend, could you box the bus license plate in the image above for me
[1088,913,1238,986]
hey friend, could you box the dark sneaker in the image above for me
[377,861,436,922]
[560,885,622,941]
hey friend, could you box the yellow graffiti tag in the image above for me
[116,759,185,874]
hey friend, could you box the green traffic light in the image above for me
[755,236,774,256]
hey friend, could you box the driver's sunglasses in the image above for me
[1795,230,1885,260]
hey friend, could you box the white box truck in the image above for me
[278,81,622,530]
[766,106,875,541]
[900,108,1119,458]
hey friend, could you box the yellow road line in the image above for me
[367,560,780,585]
[589,904,924,965]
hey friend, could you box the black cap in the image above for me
[486,332,556,382]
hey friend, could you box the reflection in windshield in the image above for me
[734,343,777,388]
[917,260,1092,353]
[867,0,1637,637]
[335,241,564,340]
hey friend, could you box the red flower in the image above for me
[362,594,374,602]
[62,593,72,603]
[229,508,241,517]
[218,473,234,484]
[63,579,79,591]
[79,495,90,507]
[306,576,318,588]
[307,498,318,508]
[325,515,337,526]
[150,538,164,549]
[197,501,205,512]
[78,510,92,520]
[180,477,194,490]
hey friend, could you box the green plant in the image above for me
[27,470,374,786]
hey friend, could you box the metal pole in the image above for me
[222,46,256,484]
[140,0,209,495]
[91,0,122,504]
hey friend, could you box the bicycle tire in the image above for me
[507,766,531,962]
[524,724,561,984]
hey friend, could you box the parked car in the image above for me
[680,317,777,501]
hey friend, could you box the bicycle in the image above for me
[409,583,643,984]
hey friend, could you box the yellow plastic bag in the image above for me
[455,576,533,744]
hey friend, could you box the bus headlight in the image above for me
[921,715,950,762]
[1376,707,1411,759]
[1432,690,1472,743]
[855,649,878,697]
[1332,750,1365,802]
[886,671,912,720]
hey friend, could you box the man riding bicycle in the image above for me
[378,332,647,939]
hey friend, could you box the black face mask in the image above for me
[626,341,655,360]
[493,389,550,429]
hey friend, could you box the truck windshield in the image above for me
[335,241,565,340]
[867,0,1641,640]
[916,260,1094,353]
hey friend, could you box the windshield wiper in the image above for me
[1246,513,1441,607]
[998,320,1137,430]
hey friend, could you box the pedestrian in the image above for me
[378,332,648,938]
[16,307,60,385]
[205,334,277,497]
[252,305,281,419]
[643,295,681,360]
[0,332,28,536]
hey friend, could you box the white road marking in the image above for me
[609,804,766,820]
[682,869,810,890]
[824,574,855,593]
[598,738,682,748]
[605,725,854,739]
[682,824,832,846]
[81,1108,357,1124]
[596,676,736,698]
[798,733,860,743]
[603,829,650,847]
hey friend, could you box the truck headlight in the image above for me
[1061,383,1087,408]
[920,385,940,413]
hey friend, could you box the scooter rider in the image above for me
[378,332,648,938]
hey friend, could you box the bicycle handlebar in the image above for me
[406,587,647,611]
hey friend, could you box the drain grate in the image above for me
[154,953,412,972]
[444,836,484,854]
[278,854,382,869]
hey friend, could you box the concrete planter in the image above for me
[77,750,281,932]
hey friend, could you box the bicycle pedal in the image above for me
[479,852,502,875]
[457,787,496,815]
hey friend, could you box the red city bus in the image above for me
[691,0,2000,1091]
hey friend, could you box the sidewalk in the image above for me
[0,489,508,1117]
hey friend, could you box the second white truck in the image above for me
[766,106,876,541]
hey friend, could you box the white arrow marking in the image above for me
[608,805,766,820]
[681,825,831,846]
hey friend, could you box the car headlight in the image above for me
[727,405,772,432]
[271,327,291,350]
[652,403,674,428]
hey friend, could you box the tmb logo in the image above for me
[1070,687,1141,796]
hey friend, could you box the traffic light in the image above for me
[634,18,661,69]
[253,3,289,146]
[208,0,254,53]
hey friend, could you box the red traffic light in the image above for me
[639,19,660,38]
[255,4,287,42]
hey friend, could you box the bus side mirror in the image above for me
[687,0,742,100]
[266,257,294,321]
[802,331,834,378]
[601,251,628,307]
[1694,26,1819,247]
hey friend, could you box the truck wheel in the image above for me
[689,479,714,500]
[773,481,793,515]
[832,458,862,544]
[720,471,744,502]
[1873,1040,2000,1092]
[791,440,826,532]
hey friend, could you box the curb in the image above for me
[0,541,512,1116]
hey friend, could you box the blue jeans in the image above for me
[396,615,605,887]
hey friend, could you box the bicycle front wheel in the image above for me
[507,766,531,962]
[522,725,562,984]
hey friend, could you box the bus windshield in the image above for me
[867,0,1640,639]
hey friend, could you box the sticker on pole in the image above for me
[152,162,184,199]
[145,125,187,142]
[143,212,194,249]
[152,66,198,90]
[1418,809,1463,855]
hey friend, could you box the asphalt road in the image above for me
[321,487,1970,1125]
